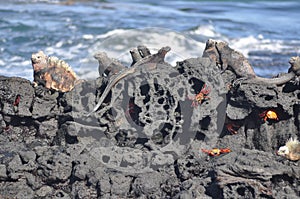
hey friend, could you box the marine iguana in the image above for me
[277,137,300,161]
[87,45,171,116]
[202,39,300,85]
[31,51,80,92]
[94,51,125,77]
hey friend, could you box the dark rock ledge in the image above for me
[0,44,299,198]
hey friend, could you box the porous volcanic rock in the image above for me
[0,44,299,199]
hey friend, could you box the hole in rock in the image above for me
[56,191,65,197]
[102,155,110,163]
[103,91,112,104]
[271,174,294,185]
[163,104,170,110]
[151,132,164,145]
[140,84,150,96]
[120,159,134,167]
[264,96,273,101]
[81,97,89,107]
[186,161,192,168]
[143,95,150,105]
[237,187,246,196]
[195,131,206,141]
[154,82,164,95]
[152,123,173,146]
[282,82,299,93]
[158,98,164,104]
[172,131,178,140]
[237,186,254,197]
[135,138,148,146]
[199,116,211,130]
[176,62,185,74]
[47,160,54,165]
[167,92,175,105]
[65,133,78,144]
[189,77,205,94]
[174,104,182,122]
[178,88,184,98]
[126,97,143,126]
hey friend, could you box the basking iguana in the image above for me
[87,45,171,116]
[203,39,300,85]
[31,51,80,92]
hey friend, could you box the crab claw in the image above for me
[220,148,231,153]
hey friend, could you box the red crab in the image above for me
[201,148,231,156]
[13,95,21,107]
[259,110,279,122]
[226,123,240,134]
[189,84,211,107]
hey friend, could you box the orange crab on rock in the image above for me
[259,110,279,122]
[189,84,211,107]
[201,148,231,156]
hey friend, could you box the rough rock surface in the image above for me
[0,44,299,198]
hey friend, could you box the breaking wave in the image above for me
[1,0,300,80]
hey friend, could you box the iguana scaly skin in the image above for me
[87,46,171,116]
[94,51,125,77]
[203,39,300,85]
[277,137,300,161]
[31,51,80,92]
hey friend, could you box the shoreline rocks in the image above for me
[0,43,299,198]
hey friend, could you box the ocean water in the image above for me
[1,0,300,81]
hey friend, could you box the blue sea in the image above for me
[1,0,300,81]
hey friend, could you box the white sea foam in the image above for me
[0,67,33,80]
[189,24,222,38]
[0,31,294,81]
[230,35,285,58]
[83,34,94,40]
[78,28,298,79]
[0,59,5,66]
[95,29,128,40]
[186,25,295,77]
[89,28,205,67]
[189,25,288,59]
[189,25,285,58]
[2,0,299,82]
[45,42,87,61]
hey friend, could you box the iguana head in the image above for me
[277,137,300,160]
[31,51,48,71]
[277,145,289,157]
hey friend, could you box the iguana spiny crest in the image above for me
[31,51,79,92]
